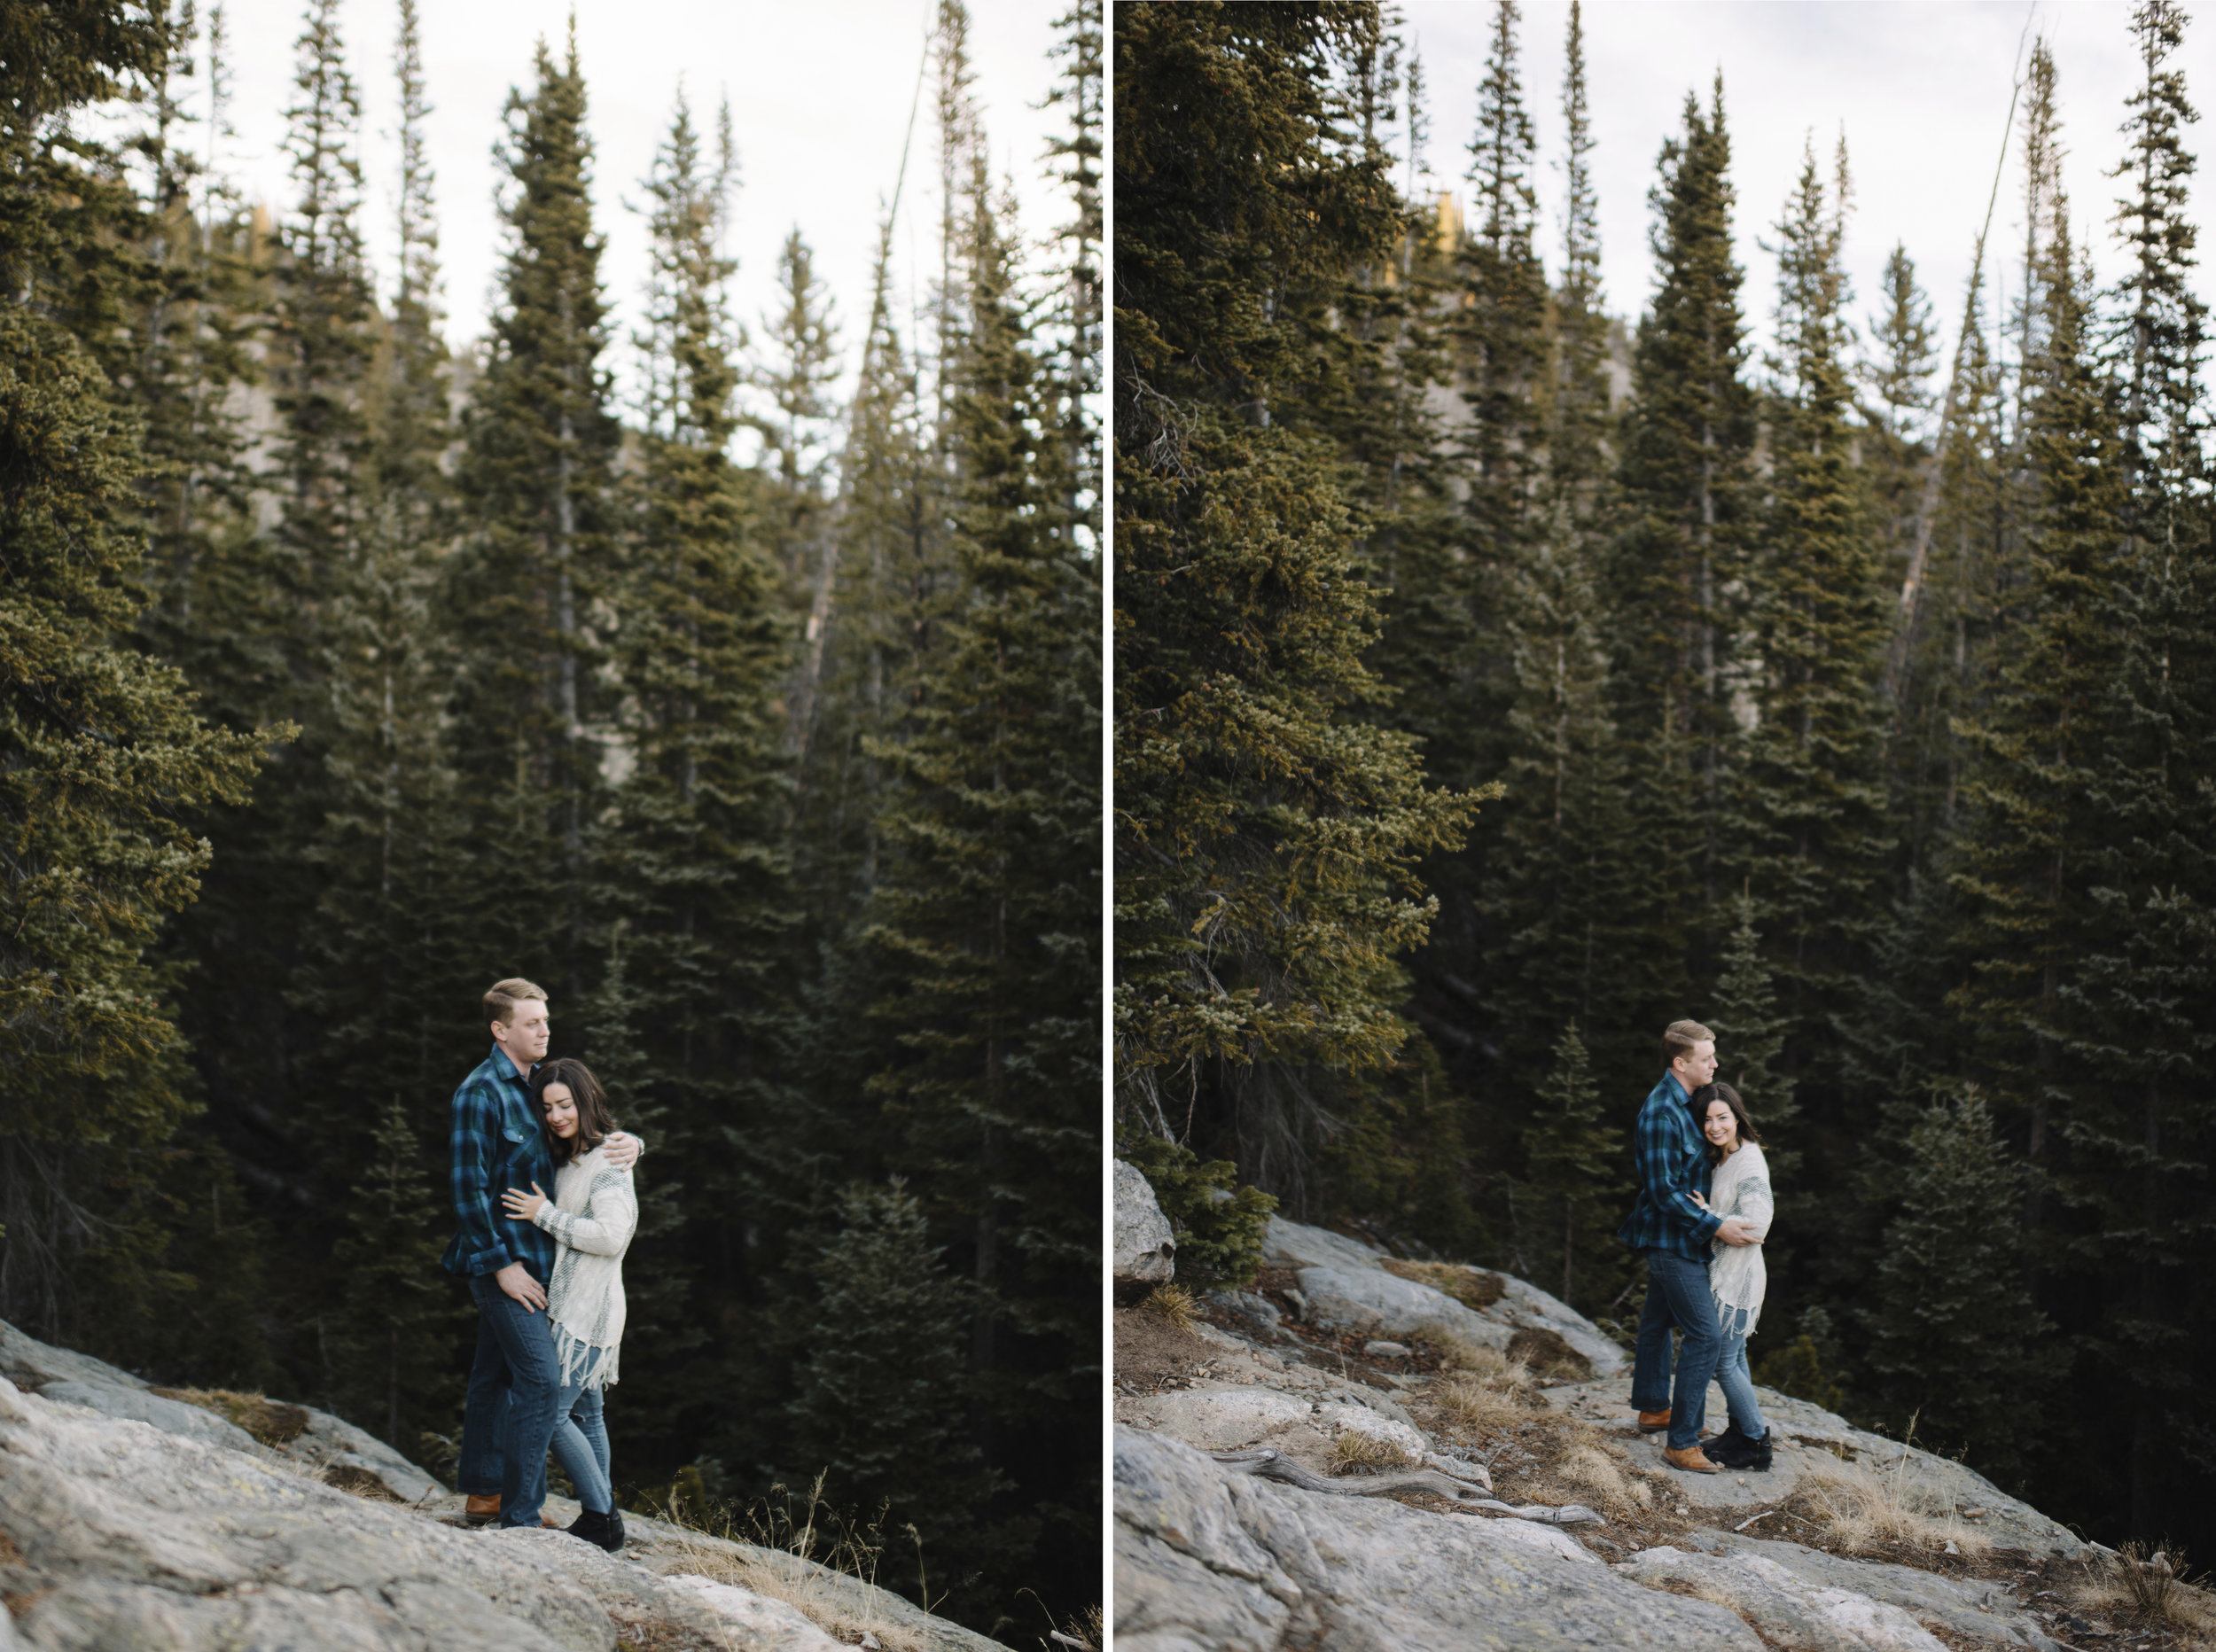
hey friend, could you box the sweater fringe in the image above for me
[551,1320,620,1391]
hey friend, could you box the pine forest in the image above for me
[1114,1,2214,1570]
[0,0,1101,1637]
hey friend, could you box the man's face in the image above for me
[492,998,551,1067]
[1673,1039,1718,1090]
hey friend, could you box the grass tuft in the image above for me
[2108,1540,2216,1633]
[151,1387,310,1448]
[1143,1283,1198,1333]
[1792,1447,1993,1560]
[643,1471,929,1652]
[1381,1258,1508,1309]
[1430,1369,1536,1435]
[1329,1430,1416,1475]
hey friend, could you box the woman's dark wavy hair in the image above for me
[530,1057,615,1165]
[1689,1079,1761,1165]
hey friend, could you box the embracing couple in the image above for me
[440,978,642,1549]
[1618,1018,1776,1477]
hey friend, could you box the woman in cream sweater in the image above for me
[1689,1080,1773,1471]
[502,1057,636,1552]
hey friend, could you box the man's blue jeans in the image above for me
[1631,1247,1724,1452]
[460,1272,561,1528]
[551,1378,613,1516]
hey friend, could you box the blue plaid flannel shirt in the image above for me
[440,1045,558,1283]
[1615,1071,1721,1262]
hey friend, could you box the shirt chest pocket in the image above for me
[497,1126,537,1184]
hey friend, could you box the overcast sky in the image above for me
[200,1,1066,408]
[1409,1,2210,409]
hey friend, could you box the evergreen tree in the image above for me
[1947,166,2125,1186]
[1705,890,1799,1176]
[1861,244,1939,598]
[1606,76,1752,947]
[1113,3,1482,1204]
[778,1181,1006,1623]
[447,27,621,982]
[301,0,471,1437]
[1861,1090,2052,1474]
[2052,0,2212,1536]
[1458,0,1548,566]
[862,48,1103,1608]
[326,1096,459,1448]
[1733,136,1890,1020]
[1517,1022,1629,1314]
[600,87,791,1477]
[1546,0,1611,526]
[1479,522,1657,1089]
[0,7,265,1341]
[867,131,1100,1461]
[2105,0,2206,551]
[751,228,841,623]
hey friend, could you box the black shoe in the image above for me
[566,1508,623,1553]
[608,1508,626,1551]
[1701,1422,1752,1465]
[1705,1424,1772,1471]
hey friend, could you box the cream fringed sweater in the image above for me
[1705,1141,1774,1336]
[529,1145,637,1389]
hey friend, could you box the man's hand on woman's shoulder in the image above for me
[601,1131,644,1170]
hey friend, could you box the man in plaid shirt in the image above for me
[1617,1018,1762,1475]
[443,978,642,1529]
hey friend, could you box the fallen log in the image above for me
[1210,1448,1603,1525]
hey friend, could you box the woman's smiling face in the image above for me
[540,1081,580,1140]
[1703,1096,1738,1152]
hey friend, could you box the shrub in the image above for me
[1119,1134,1276,1288]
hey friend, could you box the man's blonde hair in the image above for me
[1662,1019,1714,1066]
[483,978,549,1028]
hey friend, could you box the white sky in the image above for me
[199,0,1068,411]
[1408,1,2212,417]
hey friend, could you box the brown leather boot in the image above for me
[1663,1444,1721,1474]
[1636,1408,1672,1433]
[464,1493,501,1525]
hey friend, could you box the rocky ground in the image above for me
[1113,1200,2215,1652]
[0,1321,1012,1652]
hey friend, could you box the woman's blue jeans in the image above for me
[1716,1306,1768,1440]
[550,1378,613,1515]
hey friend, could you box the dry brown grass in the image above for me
[1546,1429,1657,1522]
[2093,1542,2216,1639]
[1793,1452,1994,1560]
[1431,1371,1535,1434]
[1143,1283,1198,1334]
[1329,1430,1417,1475]
[1047,1606,1105,1650]
[1432,1336,1530,1383]
[151,1387,310,1448]
[645,1474,931,1652]
[1381,1258,1507,1309]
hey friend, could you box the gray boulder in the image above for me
[1262,1218,1626,1377]
[1114,1159,1177,1283]
[34,1382,264,1456]
[1116,1425,1767,1652]
[1618,1546,1948,1652]
[1297,1264,1513,1352]
[0,1369,1011,1652]
[0,1322,151,1394]
[1691,1532,2071,1650]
